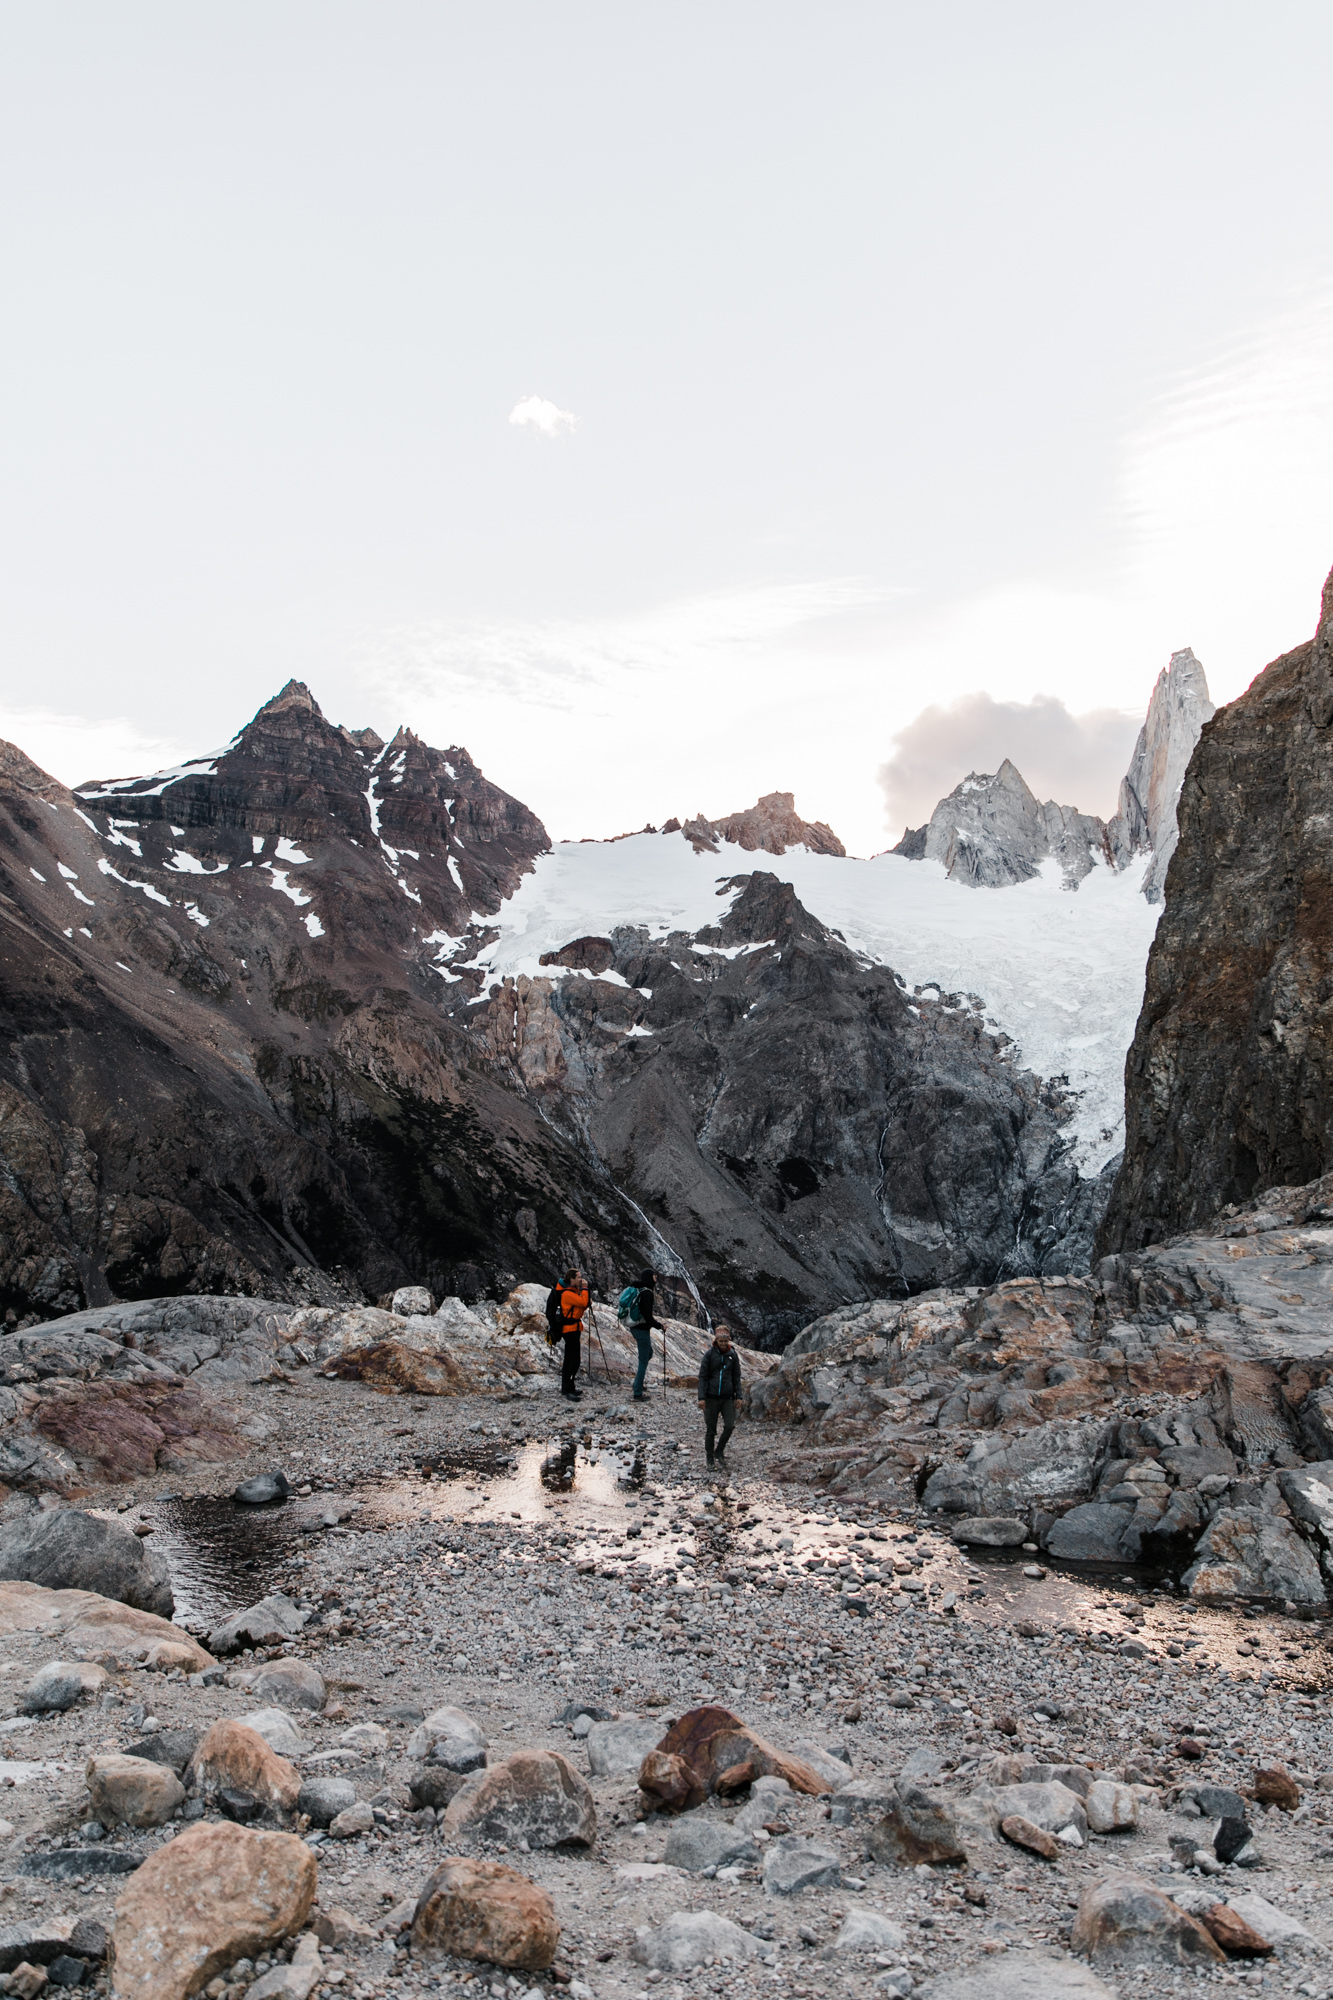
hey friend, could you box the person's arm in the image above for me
[697,1350,708,1405]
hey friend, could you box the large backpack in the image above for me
[544,1286,563,1344]
[616,1285,640,1326]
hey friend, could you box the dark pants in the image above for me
[561,1329,581,1394]
[632,1327,654,1396]
[704,1396,735,1460]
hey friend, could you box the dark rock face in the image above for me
[676,791,845,858]
[0,1507,174,1615]
[469,872,1109,1340]
[1101,565,1333,1251]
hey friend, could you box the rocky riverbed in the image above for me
[0,1348,1331,2000]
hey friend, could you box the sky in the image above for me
[4,5,1333,855]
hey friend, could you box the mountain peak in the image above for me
[254,680,324,722]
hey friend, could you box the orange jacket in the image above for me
[560,1287,590,1334]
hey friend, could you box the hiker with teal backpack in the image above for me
[618,1268,665,1401]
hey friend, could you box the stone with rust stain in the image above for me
[110,1821,316,1999]
[187,1721,300,1815]
[1252,1764,1300,1811]
[1071,1873,1225,1968]
[413,1857,559,1969]
[1196,1903,1273,1957]
[999,1813,1060,1860]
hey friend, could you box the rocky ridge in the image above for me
[892,649,1213,893]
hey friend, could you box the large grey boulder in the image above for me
[227,1658,326,1712]
[439,1751,596,1851]
[949,1516,1027,1547]
[829,1776,901,1828]
[662,1816,758,1873]
[923,1421,1109,1519]
[631,1912,761,1972]
[865,1783,967,1866]
[1070,1872,1224,1967]
[1045,1504,1136,1562]
[1182,1507,1327,1607]
[239,1706,309,1757]
[0,1508,173,1616]
[1277,1462,1333,1546]
[585,1719,661,1778]
[21,1660,106,1713]
[1298,1386,1333,1459]
[761,1837,841,1895]
[297,1776,357,1827]
[991,1781,1088,1839]
[209,1594,307,1656]
[407,1705,487,1768]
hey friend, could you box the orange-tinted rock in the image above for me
[637,1751,705,1815]
[644,1707,831,1812]
[86,1753,185,1828]
[35,1379,244,1482]
[999,1813,1059,1860]
[413,1857,559,1968]
[187,1721,300,1814]
[0,1581,211,1673]
[1252,1764,1301,1810]
[111,1821,316,1999]
[1197,1903,1273,1956]
[1071,1873,1225,1968]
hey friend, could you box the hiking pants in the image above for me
[704,1395,735,1459]
[561,1329,581,1394]
[632,1327,654,1396]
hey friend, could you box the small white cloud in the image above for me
[508,395,576,439]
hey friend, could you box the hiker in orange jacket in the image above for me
[558,1268,590,1401]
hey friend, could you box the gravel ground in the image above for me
[3,1364,1332,1999]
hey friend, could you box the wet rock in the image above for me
[412,1856,558,1970]
[832,1908,907,1952]
[85,1754,185,1829]
[110,1821,316,2000]
[1070,1872,1225,1968]
[1044,1504,1135,1562]
[329,1802,375,1839]
[865,1783,967,1866]
[208,1595,306,1656]
[0,1510,173,1617]
[227,1659,325,1712]
[122,1729,200,1776]
[406,1704,487,1764]
[631,1911,762,1972]
[1000,1814,1059,1860]
[440,1750,596,1850]
[761,1836,841,1895]
[1084,1780,1137,1833]
[246,1933,323,2000]
[661,1816,758,1873]
[1182,1508,1327,1607]
[187,1720,301,1815]
[295,1777,356,1828]
[949,1515,1028,1547]
[1252,1764,1301,1810]
[918,1955,1118,1998]
[391,1286,433,1316]
[21,1660,107,1713]
[233,1472,291,1505]
[586,1719,662,1778]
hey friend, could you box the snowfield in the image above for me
[468,833,1163,1172]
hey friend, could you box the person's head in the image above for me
[713,1324,733,1350]
[563,1267,580,1286]
[636,1269,654,1286]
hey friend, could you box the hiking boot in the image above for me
[705,1453,715,1468]
[633,1390,651,1401]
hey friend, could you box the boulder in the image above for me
[312,1909,376,1948]
[922,1421,1109,1518]
[1194,1903,1273,1956]
[120,1731,199,1778]
[406,1705,487,1764]
[110,1821,316,1999]
[1214,1817,1253,1864]
[785,1737,854,1791]
[0,1920,78,1976]
[949,1516,1028,1547]
[992,1781,1088,1839]
[631,1912,762,1972]
[586,1719,663,1778]
[187,1721,301,1815]
[208,1595,307,1657]
[1070,1873,1225,1967]
[329,1802,375,1839]
[21,1660,107,1713]
[1221,1890,1315,1949]
[761,1836,841,1895]
[408,1769,467,1813]
[412,1857,558,1969]
[85,1754,185,1829]
[638,1707,830,1813]
[1298,1387,1333,1459]
[0,1581,209,1673]
[233,1472,291,1505]
[238,1709,308,1759]
[439,1751,596,1850]
[899,1747,948,1783]
[829,1775,902,1828]
[918,1956,1118,1998]
[391,1287,433,1317]
[1276,1461,1333,1542]
[1182,1783,1247,1821]
[866,1783,967,1866]
[1182,1507,1327,1607]
[1045,1504,1136,1563]
[832,1908,907,1952]
[661,1816,758,1873]
[227,1659,325,1713]
[296,1777,356,1828]
[1252,1764,1300,1810]
[245,1934,323,2000]
[1000,1815,1060,1860]
[1084,1780,1137,1834]
[0,1510,173,1617]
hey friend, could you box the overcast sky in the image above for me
[4,4,1333,854]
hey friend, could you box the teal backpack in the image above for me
[616,1285,640,1325]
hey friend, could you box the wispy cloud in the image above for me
[508,394,577,438]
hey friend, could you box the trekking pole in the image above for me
[586,1300,610,1384]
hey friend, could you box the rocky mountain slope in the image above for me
[892,649,1213,894]
[1102,565,1333,1251]
[0,683,1119,1341]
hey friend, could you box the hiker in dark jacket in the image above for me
[619,1268,665,1401]
[697,1324,741,1469]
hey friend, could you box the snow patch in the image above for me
[183,903,210,928]
[275,837,312,865]
[164,849,228,875]
[28,868,45,883]
[304,912,326,938]
[78,753,223,800]
[447,854,464,893]
[96,859,172,907]
[252,835,265,854]
[265,867,313,908]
